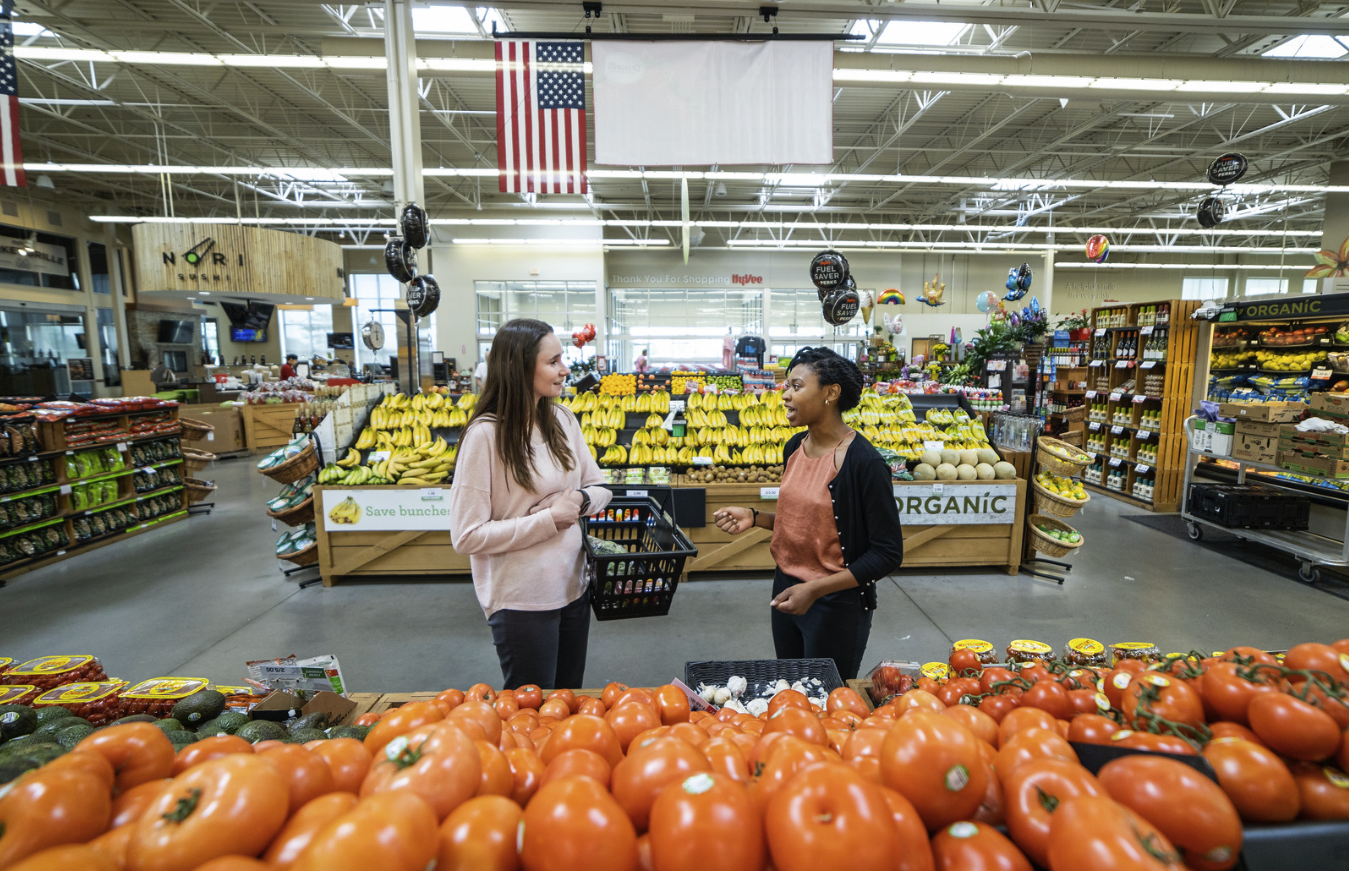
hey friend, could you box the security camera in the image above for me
[714,181,727,197]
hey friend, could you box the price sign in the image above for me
[1312,368,1333,381]
[1112,426,1124,435]
[1141,361,1156,369]
[1085,391,1097,399]
[1136,464,1151,475]
[59,484,72,495]
[1140,326,1154,336]
[1110,393,1122,402]
[1115,361,1129,369]
[1109,458,1123,467]
[369,450,390,463]
[923,440,945,452]
[931,483,944,493]
[759,487,780,499]
[1095,329,1106,337]
[1133,395,1147,404]
[1089,422,1102,432]
[117,442,128,452]
[1090,360,1104,368]
[1137,431,1150,440]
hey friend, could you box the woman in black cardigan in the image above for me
[713,347,904,680]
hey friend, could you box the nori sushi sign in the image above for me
[892,482,1018,524]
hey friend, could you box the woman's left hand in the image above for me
[771,582,819,616]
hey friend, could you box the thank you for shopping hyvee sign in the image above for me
[893,483,1018,525]
[322,488,450,531]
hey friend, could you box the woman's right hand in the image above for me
[712,506,754,535]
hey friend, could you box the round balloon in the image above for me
[1085,234,1110,263]
[821,281,860,326]
[810,249,849,293]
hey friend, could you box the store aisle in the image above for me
[4,456,1348,692]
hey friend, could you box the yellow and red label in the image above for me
[952,639,994,655]
[8,655,95,676]
[34,681,126,705]
[0,685,37,704]
[1068,638,1106,657]
[120,677,211,700]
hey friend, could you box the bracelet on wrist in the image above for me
[751,508,759,528]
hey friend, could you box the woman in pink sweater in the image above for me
[450,319,613,689]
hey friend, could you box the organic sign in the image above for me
[892,482,1018,525]
[321,487,450,531]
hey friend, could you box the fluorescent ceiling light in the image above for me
[412,5,480,33]
[875,20,969,46]
[1056,263,1308,270]
[451,237,669,247]
[12,22,53,37]
[1263,35,1349,59]
[20,98,116,106]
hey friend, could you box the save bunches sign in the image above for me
[321,487,451,531]
[892,483,1018,525]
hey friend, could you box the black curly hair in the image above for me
[786,347,864,412]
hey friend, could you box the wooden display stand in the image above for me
[244,404,303,453]
[313,486,470,587]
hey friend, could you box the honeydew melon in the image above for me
[956,464,977,480]
[993,461,1017,479]
[936,463,959,481]
[914,463,937,481]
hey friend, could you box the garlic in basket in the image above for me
[746,698,769,717]
[727,675,747,698]
[697,683,717,704]
[712,686,732,706]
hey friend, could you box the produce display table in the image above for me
[314,484,470,586]
[244,403,304,453]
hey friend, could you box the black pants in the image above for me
[487,593,591,690]
[771,569,874,681]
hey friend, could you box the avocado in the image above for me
[212,712,251,734]
[0,756,40,783]
[287,728,327,744]
[0,704,37,742]
[152,718,186,735]
[54,723,96,749]
[0,735,42,756]
[3,741,67,766]
[172,690,227,728]
[325,725,370,741]
[288,712,331,733]
[34,706,74,725]
[107,714,158,727]
[234,720,287,744]
[32,717,93,741]
[162,730,198,745]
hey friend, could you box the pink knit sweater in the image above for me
[450,404,613,616]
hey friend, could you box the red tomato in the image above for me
[109,778,173,829]
[747,735,834,813]
[5,844,118,871]
[762,706,827,746]
[1283,642,1349,686]
[979,667,1020,696]
[765,763,896,871]
[0,770,111,868]
[896,689,946,718]
[263,792,360,870]
[435,688,466,714]
[476,739,515,797]
[578,697,608,718]
[1209,722,1263,746]
[39,750,115,790]
[354,712,382,727]
[1303,682,1349,730]
[1046,795,1184,871]
[940,704,999,746]
[766,689,812,716]
[191,856,271,871]
[649,773,764,871]
[1248,693,1342,761]
[1199,662,1284,726]
[260,744,335,810]
[289,791,439,871]
[516,684,543,710]
[1102,668,1137,710]
[361,722,482,821]
[1217,646,1279,667]
[539,698,573,721]
[505,747,545,806]
[700,737,750,785]
[654,685,693,726]
[1202,738,1300,822]
[880,710,988,830]
[494,696,520,720]
[1098,755,1243,871]
[436,795,524,871]
[979,695,1020,724]
[971,739,1004,826]
[363,701,445,758]
[931,821,1032,871]
[466,683,497,703]
[521,776,638,871]
[128,755,289,871]
[877,787,937,871]
[543,748,613,789]
[544,714,625,768]
[1068,689,1103,715]
[1109,730,1198,756]
[1003,758,1104,868]
[449,700,504,744]
[1067,714,1122,745]
[310,738,371,795]
[994,728,1077,777]
[89,821,133,869]
[997,706,1058,748]
[824,687,869,718]
[1122,673,1205,730]
[171,735,253,777]
[601,682,631,709]
[1290,763,1349,820]
[608,703,664,753]
[74,722,176,793]
[612,737,711,832]
[1020,681,1075,720]
[950,648,984,679]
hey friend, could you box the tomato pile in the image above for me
[2,643,1349,871]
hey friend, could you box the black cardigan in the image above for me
[781,431,905,610]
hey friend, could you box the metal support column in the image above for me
[385,0,426,396]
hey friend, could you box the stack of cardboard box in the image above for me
[1217,401,1305,464]
[1274,394,1349,478]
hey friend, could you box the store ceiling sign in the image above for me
[0,239,69,277]
[609,272,763,287]
[321,488,450,531]
[1224,295,1349,322]
[131,223,343,300]
[892,483,1018,525]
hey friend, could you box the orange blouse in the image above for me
[770,435,847,582]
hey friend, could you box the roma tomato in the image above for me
[1020,681,1075,721]
[1200,662,1284,726]
[877,787,937,871]
[354,713,382,727]
[997,707,1058,748]
[612,737,711,832]
[436,795,524,871]
[172,735,253,777]
[1102,668,1137,710]
[931,821,1032,871]
[521,776,638,871]
[310,738,371,795]
[880,710,988,830]
[128,754,289,871]
[765,763,896,871]
[1122,673,1205,729]
[1098,755,1243,871]
[543,714,625,768]
[1068,689,1103,715]
[1108,730,1198,756]
[1046,795,1184,871]
[649,773,764,871]
[1290,763,1349,820]
[362,724,482,821]
[75,722,175,792]
[1209,722,1263,746]
[505,747,545,806]
[941,705,999,746]
[1003,758,1104,868]
[289,791,439,871]
[109,778,173,829]
[1247,693,1342,761]
[1202,738,1299,822]
[1284,642,1349,686]
[0,770,111,868]
[363,701,445,758]
[654,685,692,725]
[994,728,1076,778]
[259,744,335,810]
[5,844,118,871]
[543,748,613,788]
[263,792,360,870]
[1067,714,1122,745]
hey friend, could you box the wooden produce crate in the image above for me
[243,404,303,453]
[314,486,470,587]
[677,481,779,576]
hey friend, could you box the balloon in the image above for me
[572,332,585,349]
[1030,296,1041,313]
[976,293,992,314]
[891,314,905,335]
[1085,234,1110,263]
[878,288,904,305]
[583,323,597,341]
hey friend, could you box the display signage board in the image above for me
[0,238,69,277]
[1219,293,1349,323]
[131,223,344,299]
[321,487,451,531]
[892,482,1018,525]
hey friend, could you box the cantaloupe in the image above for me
[975,463,996,480]
[993,461,1017,479]
[956,464,977,480]
[914,463,937,480]
[976,448,999,466]
[920,450,943,468]
[958,450,979,468]
[940,449,961,466]
[936,463,959,480]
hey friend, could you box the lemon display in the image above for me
[1035,470,1088,501]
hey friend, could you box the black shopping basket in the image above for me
[582,489,697,621]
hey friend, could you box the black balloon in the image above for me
[400,202,430,249]
[408,274,440,318]
[1206,153,1248,187]
[1197,197,1226,228]
[384,237,417,283]
[821,282,860,326]
[810,249,849,294]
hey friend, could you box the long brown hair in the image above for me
[466,318,575,491]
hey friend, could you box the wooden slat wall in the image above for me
[130,223,344,299]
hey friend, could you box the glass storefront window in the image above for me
[97,308,120,386]
[89,242,110,294]
[608,286,764,365]
[475,280,598,366]
[0,305,89,395]
[279,307,335,362]
[348,274,436,370]
[0,225,80,290]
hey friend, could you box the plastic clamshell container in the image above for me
[0,684,39,705]
[1006,639,1054,662]
[121,676,211,700]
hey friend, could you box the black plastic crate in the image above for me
[582,495,696,621]
[1188,482,1310,530]
[684,658,844,695]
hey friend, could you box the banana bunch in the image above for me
[336,448,361,468]
[564,392,600,414]
[354,427,376,450]
[373,437,456,485]
[317,464,393,486]
[580,407,626,429]
[599,445,629,466]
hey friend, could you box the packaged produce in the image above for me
[257,436,311,471]
[1064,637,1109,667]
[0,684,39,705]
[1,655,108,691]
[245,653,345,696]
[1111,642,1161,664]
[951,638,997,665]
[276,523,317,557]
[118,676,212,718]
[215,685,262,714]
[867,660,918,701]
[921,661,951,681]
[33,681,129,726]
[1006,639,1054,663]
[0,657,9,675]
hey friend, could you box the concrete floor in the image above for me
[4,456,1348,692]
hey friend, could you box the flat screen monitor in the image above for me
[157,319,194,344]
[219,301,249,326]
[230,326,267,343]
[245,302,274,330]
[162,350,188,374]
[327,332,355,350]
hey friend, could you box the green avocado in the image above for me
[34,707,74,725]
[1,741,67,766]
[162,730,198,745]
[32,717,93,741]
[234,720,287,744]
[0,704,37,742]
[152,718,186,735]
[0,756,40,783]
[325,725,370,741]
[53,723,96,749]
[288,712,331,734]
[287,728,328,744]
[194,711,252,737]
[107,714,159,727]
[172,690,227,728]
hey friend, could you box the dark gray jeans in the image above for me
[486,592,590,689]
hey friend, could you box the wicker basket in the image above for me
[1031,478,1091,518]
[1037,436,1092,477]
[1028,513,1084,558]
[267,495,315,527]
[179,418,214,443]
[259,442,317,484]
[278,541,318,567]
[184,477,217,505]
[182,447,217,476]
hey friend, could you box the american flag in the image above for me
[496,41,586,195]
[0,1,24,188]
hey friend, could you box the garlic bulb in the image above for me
[722,698,748,714]
[774,679,791,693]
[791,681,808,696]
[746,698,769,717]
[713,686,732,706]
[727,675,747,698]
[697,683,717,703]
